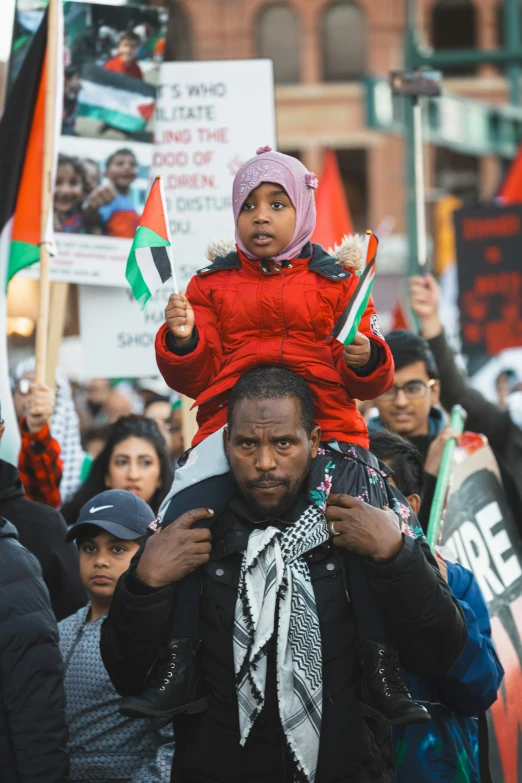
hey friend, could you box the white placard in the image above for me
[79,284,174,378]
[79,59,276,377]
[154,58,276,288]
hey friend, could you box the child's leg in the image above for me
[119,436,235,719]
[311,442,430,725]
[342,549,385,640]
[162,472,237,638]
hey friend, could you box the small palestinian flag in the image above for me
[78,64,156,135]
[330,231,379,346]
[0,4,63,283]
[126,177,175,309]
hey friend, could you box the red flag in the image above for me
[312,149,354,249]
[498,142,522,203]
[391,298,412,331]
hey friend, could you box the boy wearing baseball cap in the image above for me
[59,489,173,782]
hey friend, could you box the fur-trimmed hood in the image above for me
[205,234,366,271]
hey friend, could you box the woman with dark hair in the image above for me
[61,415,173,526]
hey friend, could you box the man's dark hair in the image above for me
[369,430,424,498]
[227,366,315,435]
[105,147,138,170]
[385,330,439,380]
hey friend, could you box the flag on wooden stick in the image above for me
[0,4,63,282]
[125,176,177,308]
[330,231,378,346]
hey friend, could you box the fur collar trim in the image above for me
[205,234,366,271]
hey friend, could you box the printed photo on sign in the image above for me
[12,1,166,142]
[23,135,151,286]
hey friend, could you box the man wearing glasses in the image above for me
[369,330,458,531]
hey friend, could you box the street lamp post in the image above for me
[403,0,522,276]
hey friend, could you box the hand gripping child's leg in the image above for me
[119,430,236,719]
[313,442,430,726]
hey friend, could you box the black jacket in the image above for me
[428,330,522,496]
[101,497,467,783]
[0,459,86,621]
[0,517,69,782]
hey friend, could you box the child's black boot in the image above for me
[119,637,207,719]
[357,638,431,725]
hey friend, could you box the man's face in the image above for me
[225,396,320,519]
[374,360,440,437]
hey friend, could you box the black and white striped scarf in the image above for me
[233,505,329,783]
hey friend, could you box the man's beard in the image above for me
[242,476,303,521]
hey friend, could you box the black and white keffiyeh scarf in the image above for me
[233,505,330,783]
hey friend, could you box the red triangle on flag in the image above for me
[138,102,155,123]
[139,178,169,242]
[312,149,354,249]
[498,141,522,203]
[391,298,412,331]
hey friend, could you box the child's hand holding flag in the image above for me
[343,332,371,368]
[165,292,194,344]
[330,231,379,351]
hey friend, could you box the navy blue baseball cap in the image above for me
[66,489,156,542]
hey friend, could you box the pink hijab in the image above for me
[232,146,318,263]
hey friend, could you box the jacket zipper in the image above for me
[279,266,289,361]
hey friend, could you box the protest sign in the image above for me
[152,58,276,288]
[78,58,276,375]
[439,434,522,783]
[13,0,163,286]
[454,204,522,375]
[12,1,166,142]
[22,135,151,286]
[79,283,174,377]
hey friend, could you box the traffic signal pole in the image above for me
[404,0,522,275]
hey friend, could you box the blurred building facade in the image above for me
[149,0,510,247]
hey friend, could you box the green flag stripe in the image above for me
[125,247,151,310]
[126,227,170,310]
[341,281,375,347]
[132,225,170,250]
[7,240,39,282]
[77,104,147,134]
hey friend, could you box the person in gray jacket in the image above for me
[58,489,174,783]
[409,274,522,497]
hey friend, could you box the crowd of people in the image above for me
[2,147,521,782]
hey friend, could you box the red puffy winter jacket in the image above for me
[155,243,394,448]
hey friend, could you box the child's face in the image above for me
[237,182,296,259]
[118,38,138,63]
[83,160,101,193]
[105,153,137,190]
[78,530,140,604]
[55,163,84,213]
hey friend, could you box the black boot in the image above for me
[119,638,207,719]
[357,639,431,726]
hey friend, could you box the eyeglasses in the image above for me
[378,379,436,402]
